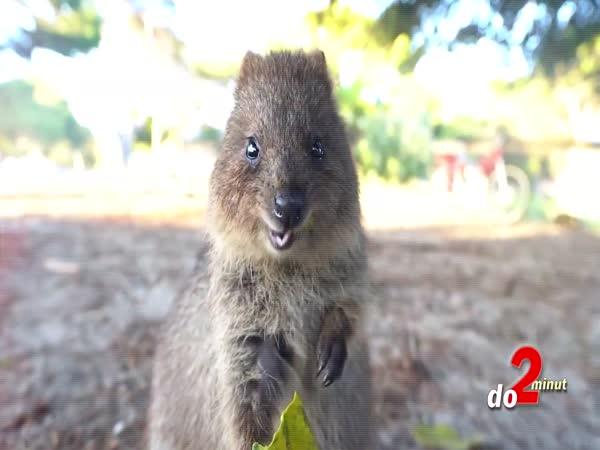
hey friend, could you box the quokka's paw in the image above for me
[256,335,291,402]
[316,330,347,387]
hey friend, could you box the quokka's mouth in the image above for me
[269,228,294,251]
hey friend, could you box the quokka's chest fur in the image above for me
[209,264,348,348]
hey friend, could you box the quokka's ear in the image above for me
[238,51,263,84]
[307,49,333,91]
[308,49,327,69]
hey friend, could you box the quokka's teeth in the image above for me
[269,228,294,249]
[278,234,289,246]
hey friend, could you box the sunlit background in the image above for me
[1,0,599,227]
[2,3,600,450]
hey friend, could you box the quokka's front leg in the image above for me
[317,306,353,387]
[222,334,292,450]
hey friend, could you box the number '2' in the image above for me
[510,345,542,404]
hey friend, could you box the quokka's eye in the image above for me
[246,137,260,162]
[311,138,325,159]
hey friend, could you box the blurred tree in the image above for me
[433,117,491,142]
[2,0,179,59]
[308,3,436,182]
[355,109,431,182]
[3,0,101,57]
[0,80,94,166]
[377,0,600,75]
[564,32,600,91]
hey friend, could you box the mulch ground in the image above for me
[1,218,598,450]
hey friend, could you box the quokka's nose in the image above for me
[273,192,305,229]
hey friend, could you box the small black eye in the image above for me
[311,138,325,159]
[246,137,260,162]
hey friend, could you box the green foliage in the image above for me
[307,4,431,182]
[412,424,480,450]
[559,33,600,98]
[31,7,101,56]
[377,1,600,75]
[196,125,223,144]
[526,191,557,222]
[307,4,414,75]
[0,80,93,166]
[336,77,432,183]
[375,0,429,46]
[252,392,319,450]
[308,5,376,52]
[49,0,83,9]
[353,109,431,182]
[0,80,86,145]
[49,7,100,43]
[192,61,241,80]
[4,0,598,177]
[576,34,600,78]
[134,117,153,146]
[6,0,101,56]
[433,118,490,142]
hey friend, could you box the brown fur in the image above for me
[149,50,372,450]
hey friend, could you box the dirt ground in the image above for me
[0,217,599,450]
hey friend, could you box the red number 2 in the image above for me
[510,345,542,404]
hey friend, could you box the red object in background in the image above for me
[435,146,505,192]
[436,153,464,192]
[479,148,503,177]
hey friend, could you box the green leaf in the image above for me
[252,392,319,450]
[412,424,475,450]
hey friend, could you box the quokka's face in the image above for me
[208,51,361,263]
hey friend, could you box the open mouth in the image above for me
[269,228,294,251]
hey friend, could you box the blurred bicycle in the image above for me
[431,141,531,224]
